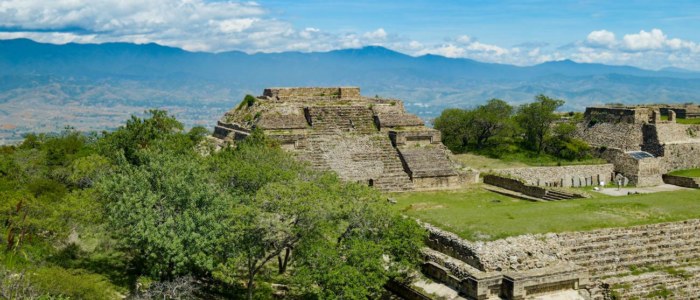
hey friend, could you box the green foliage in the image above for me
[98,109,184,165]
[433,100,513,152]
[435,96,592,163]
[30,266,120,300]
[515,94,565,154]
[433,108,475,152]
[209,129,303,194]
[68,154,111,188]
[1,109,426,300]
[668,168,700,178]
[186,126,210,144]
[237,94,257,110]
[98,149,232,280]
[545,122,591,161]
[471,99,514,149]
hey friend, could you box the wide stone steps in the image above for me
[307,106,377,133]
[600,267,700,299]
[541,190,578,201]
[555,221,700,280]
[296,131,412,192]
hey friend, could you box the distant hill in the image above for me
[1,38,700,143]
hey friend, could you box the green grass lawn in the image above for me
[669,168,700,177]
[454,152,607,171]
[677,118,700,125]
[390,186,700,241]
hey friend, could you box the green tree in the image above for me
[98,149,232,280]
[98,110,184,165]
[515,94,565,154]
[208,129,306,194]
[546,122,591,160]
[433,108,474,152]
[472,99,513,149]
[291,181,425,299]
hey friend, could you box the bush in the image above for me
[237,95,257,110]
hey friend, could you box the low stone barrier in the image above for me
[497,164,614,188]
[483,174,584,200]
[662,174,700,188]
[483,175,548,199]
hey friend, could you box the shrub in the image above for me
[31,267,120,300]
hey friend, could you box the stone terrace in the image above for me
[212,87,470,192]
[420,219,700,299]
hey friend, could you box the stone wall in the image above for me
[662,174,700,188]
[638,123,700,174]
[497,164,615,187]
[257,111,308,129]
[661,143,700,172]
[483,175,584,200]
[584,107,652,124]
[389,129,441,147]
[374,113,424,129]
[423,224,590,300]
[651,123,700,144]
[599,148,664,187]
[212,121,250,141]
[554,219,700,279]
[262,87,361,100]
[574,122,644,151]
[483,175,548,198]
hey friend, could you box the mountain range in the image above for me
[2,38,700,143]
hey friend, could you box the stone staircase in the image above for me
[397,147,458,179]
[541,190,579,201]
[306,105,377,133]
[600,268,700,299]
[556,220,700,280]
[553,220,700,299]
[419,224,590,300]
[296,132,413,192]
[417,220,700,299]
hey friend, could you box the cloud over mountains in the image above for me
[1,0,700,70]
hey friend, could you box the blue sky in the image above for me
[264,0,700,46]
[1,0,700,70]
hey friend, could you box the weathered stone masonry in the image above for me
[423,219,700,299]
[575,106,700,186]
[212,87,477,192]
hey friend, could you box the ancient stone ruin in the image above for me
[576,106,700,187]
[212,87,476,192]
[422,219,700,299]
[483,105,700,194]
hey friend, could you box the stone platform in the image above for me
[211,87,477,192]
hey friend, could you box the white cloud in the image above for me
[622,29,666,51]
[455,35,471,44]
[586,30,616,47]
[363,28,387,41]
